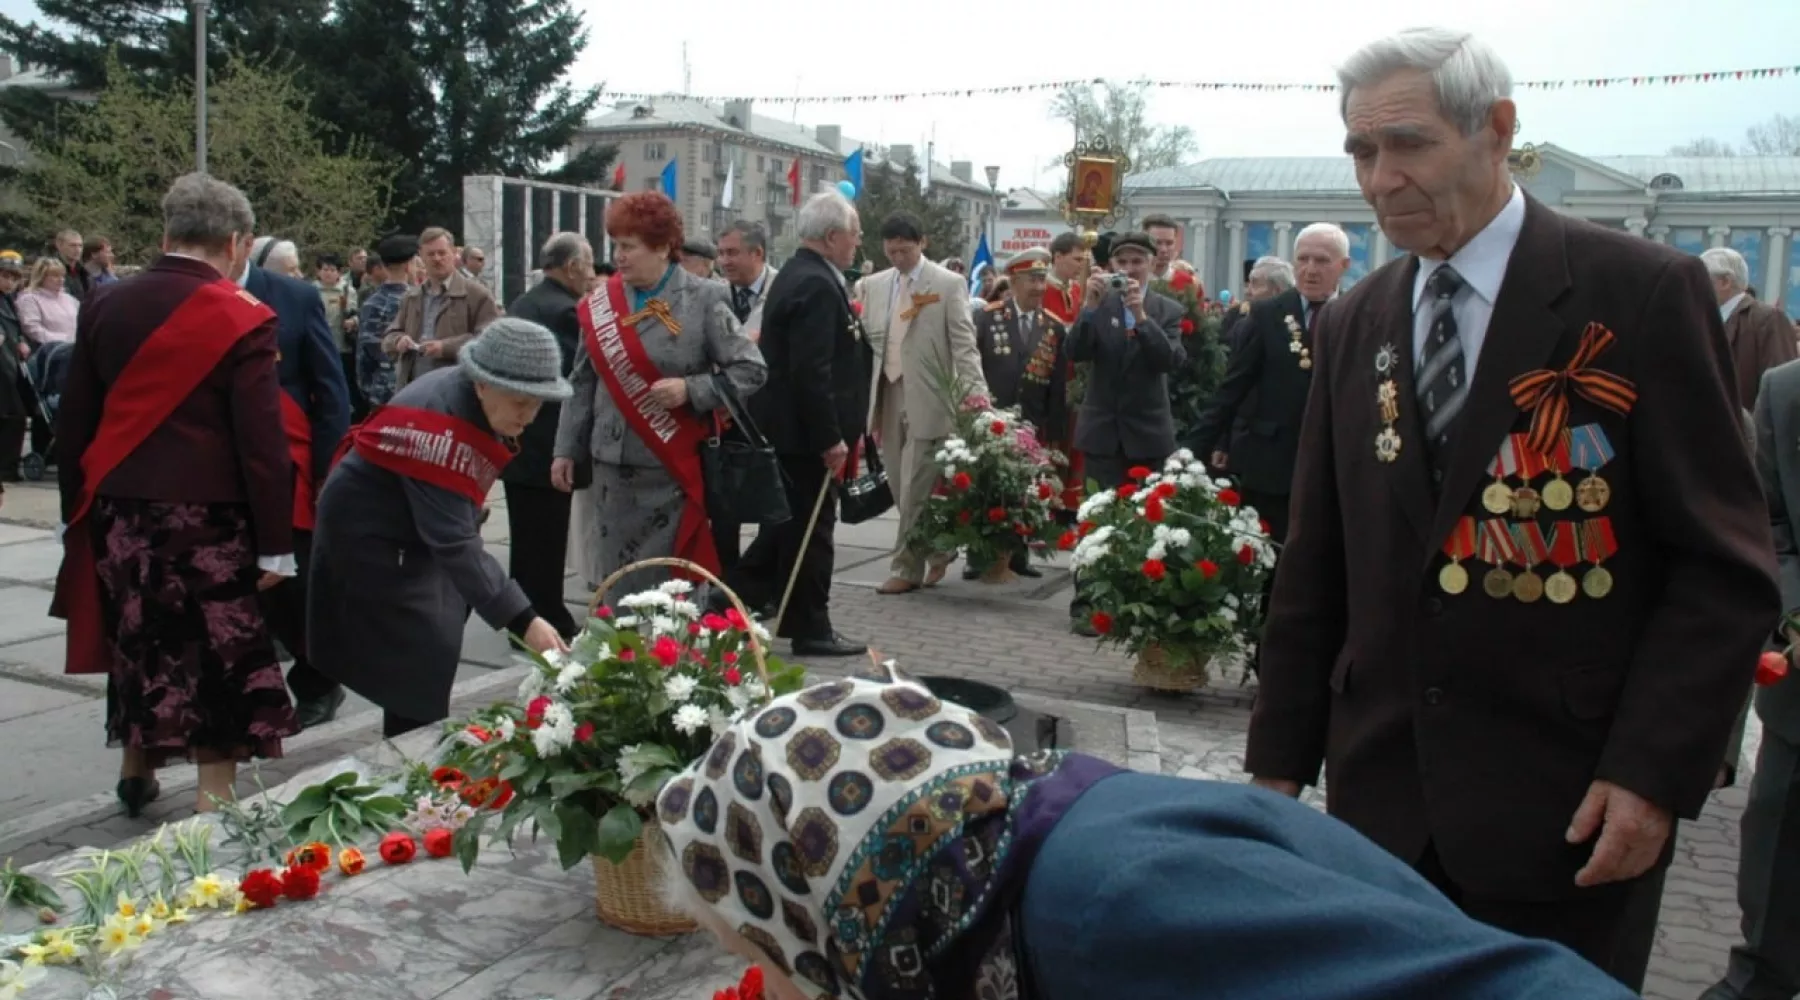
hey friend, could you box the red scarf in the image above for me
[577,274,718,577]
[52,280,276,674]
[279,392,316,530]
[346,405,513,506]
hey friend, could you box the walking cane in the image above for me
[772,470,836,631]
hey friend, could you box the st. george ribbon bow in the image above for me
[1508,321,1637,456]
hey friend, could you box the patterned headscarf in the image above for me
[656,660,1117,1000]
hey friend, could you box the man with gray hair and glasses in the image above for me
[1245,27,1778,989]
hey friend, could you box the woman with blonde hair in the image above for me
[17,256,80,347]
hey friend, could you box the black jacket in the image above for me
[1069,288,1187,459]
[750,248,872,457]
[1186,287,1317,495]
[503,274,584,487]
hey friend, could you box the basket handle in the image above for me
[588,557,770,693]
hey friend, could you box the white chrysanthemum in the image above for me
[620,590,675,611]
[1172,448,1195,463]
[613,614,642,629]
[1220,607,1238,624]
[672,600,701,620]
[532,721,568,757]
[672,704,709,735]
[708,709,734,737]
[1077,490,1115,521]
[544,701,573,731]
[615,743,648,789]
[1167,528,1192,548]
[726,685,752,711]
[663,675,698,702]
[659,578,695,597]
[1224,594,1240,609]
[650,614,680,636]
[554,661,585,694]
[1178,472,1202,489]
[496,715,516,743]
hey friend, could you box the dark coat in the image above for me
[1245,193,1781,900]
[503,274,583,488]
[55,255,294,555]
[308,366,532,722]
[1185,287,1316,495]
[0,291,23,420]
[1725,294,1797,410]
[246,265,351,485]
[1753,359,1800,745]
[750,247,873,457]
[1068,288,1187,459]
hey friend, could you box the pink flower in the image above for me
[594,604,614,618]
[724,667,743,686]
[701,613,732,632]
[722,651,739,665]
[652,636,682,668]
[618,648,636,663]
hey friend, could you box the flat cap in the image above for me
[681,239,716,260]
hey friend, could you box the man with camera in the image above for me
[1066,230,1187,634]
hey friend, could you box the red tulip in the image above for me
[1756,650,1790,687]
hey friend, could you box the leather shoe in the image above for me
[295,686,347,729]
[877,578,920,595]
[1069,617,1099,638]
[117,776,160,819]
[1016,562,1043,579]
[792,632,868,657]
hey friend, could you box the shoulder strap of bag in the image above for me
[709,373,773,450]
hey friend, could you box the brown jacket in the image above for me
[379,271,499,388]
[1245,194,1780,900]
[1725,294,1796,409]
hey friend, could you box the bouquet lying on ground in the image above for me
[909,394,1066,577]
[444,580,806,870]
[1068,449,1275,659]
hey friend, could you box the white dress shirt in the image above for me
[1410,185,1528,385]
[889,258,927,317]
[1719,291,1746,326]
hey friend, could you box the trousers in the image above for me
[504,483,577,638]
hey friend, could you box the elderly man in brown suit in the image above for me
[1245,27,1781,991]
[381,226,500,388]
[1704,247,1797,410]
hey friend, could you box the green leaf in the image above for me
[279,785,330,825]
[454,814,488,874]
[594,804,644,865]
[549,773,603,799]
[324,772,360,790]
[554,805,599,870]
[534,801,564,843]
[500,755,533,781]
[360,795,407,817]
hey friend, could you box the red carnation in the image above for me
[723,651,739,665]
[1259,518,1272,535]
[702,612,732,632]
[990,419,1007,435]
[1118,484,1138,500]
[1089,611,1114,634]
[379,832,417,865]
[987,507,1008,523]
[688,621,703,637]
[1197,559,1220,580]
[724,608,749,630]
[1217,488,1241,507]
[1057,530,1077,551]
[1179,318,1195,335]
[1145,497,1166,523]
[618,648,637,663]
[1035,482,1054,501]
[423,829,455,859]
[1237,544,1256,566]
[1127,465,1152,481]
[431,766,466,788]
[724,666,743,686]
[525,696,552,729]
[594,604,614,618]
[280,864,321,901]
[238,869,282,910]
[952,471,973,491]
[1756,650,1790,687]
[465,724,492,743]
[574,721,596,743]
[1142,559,1167,581]
[850,301,864,317]
[1153,481,1177,499]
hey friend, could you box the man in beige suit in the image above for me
[1703,247,1797,409]
[856,211,988,594]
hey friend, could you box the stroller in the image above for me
[21,340,71,481]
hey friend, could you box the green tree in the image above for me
[1049,81,1197,172]
[856,158,968,268]
[23,57,392,265]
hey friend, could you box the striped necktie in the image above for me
[1416,265,1468,480]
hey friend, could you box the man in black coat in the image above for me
[503,232,592,639]
[730,192,871,658]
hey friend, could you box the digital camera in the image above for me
[1107,273,1129,292]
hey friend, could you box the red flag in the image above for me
[612,164,626,190]
[787,157,801,206]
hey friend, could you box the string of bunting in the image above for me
[599,65,1800,105]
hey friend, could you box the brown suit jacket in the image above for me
[380,271,499,388]
[55,255,295,556]
[1245,194,1780,900]
[1726,294,1797,409]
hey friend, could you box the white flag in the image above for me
[722,158,736,209]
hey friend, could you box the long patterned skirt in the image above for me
[93,498,299,768]
[590,462,685,596]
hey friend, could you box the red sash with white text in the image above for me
[348,405,512,506]
[52,280,276,674]
[578,274,719,577]
[279,391,316,530]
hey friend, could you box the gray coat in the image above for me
[554,265,767,468]
[1753,360,1800,744]
[308,366,531,722]
[1069,288,1188,459]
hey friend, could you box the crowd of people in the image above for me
[8,20,1800,1000]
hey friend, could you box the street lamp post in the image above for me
[984,165,1000,261]
[193,0,207,173]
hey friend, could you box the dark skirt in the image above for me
[93,497,298,768]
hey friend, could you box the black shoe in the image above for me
[117,776,160,819]
[1016,563,1043,579]
[962,565,981,581]
[1069,617,1099,637]
[792,632,867,657]
[295,686,347,729]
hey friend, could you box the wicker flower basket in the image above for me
[978,559,1018,584]
[1132,644,1212,692]
[583,555,772,938]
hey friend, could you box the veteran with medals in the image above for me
[1246,29,1779,990]
[310,319,574,737]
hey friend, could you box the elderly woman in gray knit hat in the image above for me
[309,317,574,737]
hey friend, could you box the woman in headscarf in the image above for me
[657,663,1640,1000]
[308,317,572,737]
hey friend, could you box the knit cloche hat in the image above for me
[459,317,573,401]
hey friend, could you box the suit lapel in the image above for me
[1375,262,1436,545]
[1724,299,1746,350]
[1426,195,1571,555]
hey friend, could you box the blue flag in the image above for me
[660,160,677,199]
[843,148,864,197]
[969,233,994,295]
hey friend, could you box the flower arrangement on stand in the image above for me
[909,395,1066,583]
[441,572,805,935]
[1067,449,1275,691]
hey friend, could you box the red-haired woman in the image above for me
[551,191,765,594]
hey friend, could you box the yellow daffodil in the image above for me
[46,937,81,964]
[148,894,173,920]
[232,894,252,915]
[164,907,192,926]
[129,914,157,939]
[114,892,138,919]
[97,917,142,956]
[12,942,48,967]
[0,958,48,1000]
[185,873,228,909]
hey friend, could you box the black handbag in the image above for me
[701,375,791,526]
[837,433,894,525]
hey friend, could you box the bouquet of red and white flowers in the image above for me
[909,396,1066,582]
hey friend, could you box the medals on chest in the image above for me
[1373,344,1401,463]
[1569,424,1615,513]
[1439,516,1476,594]
[1286,313,1312,370]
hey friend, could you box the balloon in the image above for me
[836,180,858,199]
[1219,290,1233,304]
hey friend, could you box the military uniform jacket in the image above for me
[1245,193,1780,900]
[975,297,1062,408]
[1185,287,1315,495]
[1754,359,1800,745]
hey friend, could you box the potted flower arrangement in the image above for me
[909,396,1066,583]
[443,566,805,936]
[1067,449,1275,690]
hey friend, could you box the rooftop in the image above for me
[1125,153,1800,196]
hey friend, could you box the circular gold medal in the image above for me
[1482,482,1514,515]
[1482,567,1515,599]
[1575,475,1612,513]
[1542,477,1573,511]
[1510,487,1542,520]
[1582,565,1614,599]
[1545,570,1579,604]
[1512,571,1545,603]
[1439,561,1469,595]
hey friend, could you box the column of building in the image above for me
[1766,227,1790,298]
[1187,219,1211,294]
[1273,221,1294,260]
[1646,225,1670,244]
[1709,225,1732,249]
[1226,221,1246,298]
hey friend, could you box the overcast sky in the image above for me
[5,0,1797,193]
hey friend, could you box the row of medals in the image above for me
[1438,469,1614,605]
